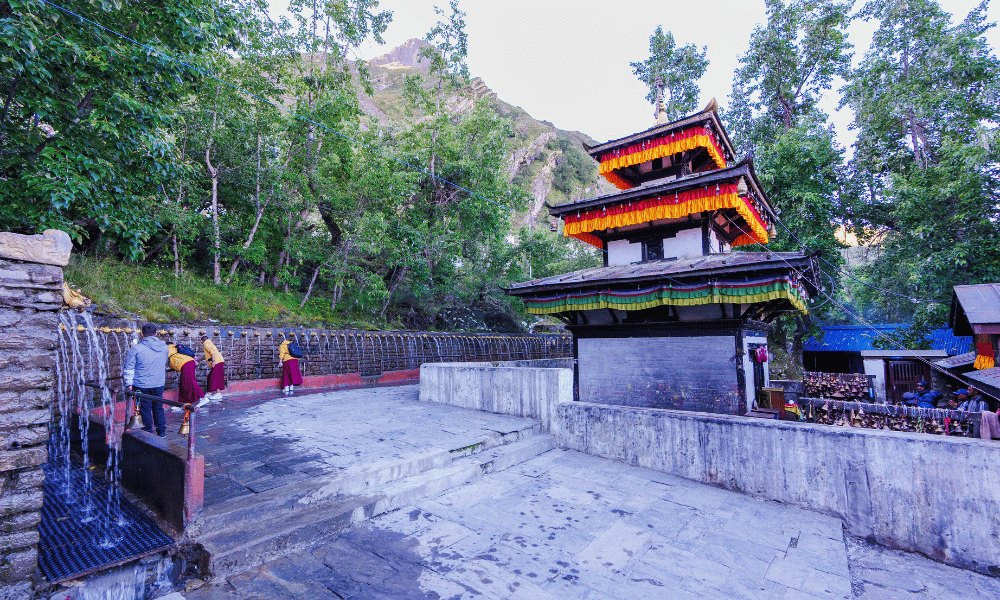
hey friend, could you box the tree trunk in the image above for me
[379,266,408,320]
[172,231,180,277]
[791,314,811,376]
[206,90,221,285]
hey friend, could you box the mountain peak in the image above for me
[369,38,433,70]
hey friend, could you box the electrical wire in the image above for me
[758,202,946,304]
[725,219,996,401]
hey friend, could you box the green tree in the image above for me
[843,0,1000,336]
[0,0,246,256]
[630,26,709,119]
[388,1,529,323]
[728,0,853,372]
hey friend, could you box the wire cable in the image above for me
[725,219,994,400]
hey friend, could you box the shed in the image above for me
[950,283,1000,370]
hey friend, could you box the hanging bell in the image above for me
[127,411,144,430]
[178,409,190,435]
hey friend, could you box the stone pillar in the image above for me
[0,229,71,584]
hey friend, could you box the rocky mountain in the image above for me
[358,39,615,227]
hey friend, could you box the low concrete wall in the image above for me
[121,432,204,532]
[558,401,1000,575]
[419,361,572,434]
[85,416,204,532]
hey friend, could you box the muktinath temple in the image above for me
[505,87,819,414]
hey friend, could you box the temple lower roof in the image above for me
[504,252,818,317]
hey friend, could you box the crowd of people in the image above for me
[899,380,1000,440]
[121,324,305,436]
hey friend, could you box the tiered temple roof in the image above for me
[506,98,817,322]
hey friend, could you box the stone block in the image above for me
[0,350,55,372]
[31,291,58,304]
[0,511,41,534]
[0,546,37,583]
[0,529,38,551]
[0,327,57,351]
[0,390,51,413]
[0,288,26,302]
[0,369,53,392]
[0,489,43,517]
[13,468,45,491]
[28,265,63,285]
[0,229,72,267]
[0,425,47,450]
[0,269,30,282]
[0,446,47,473]
[0,310,21,328]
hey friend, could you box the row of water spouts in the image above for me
[50,310,137,548]
[152,328,570,377]
[46,318,570,549]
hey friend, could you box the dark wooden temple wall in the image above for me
[570,323,744,415]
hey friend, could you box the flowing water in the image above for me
[50,311,128,539]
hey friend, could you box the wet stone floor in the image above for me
[181,434,1000,599]
[189,386,539,508]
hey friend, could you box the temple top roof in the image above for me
[583,98,736,165]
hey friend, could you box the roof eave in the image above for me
[504,255,814,296]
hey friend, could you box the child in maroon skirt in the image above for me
[201,336,226,402]
[168,344,205,406]
[279,339,303,395]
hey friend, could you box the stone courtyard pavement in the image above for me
[181,399,1000,600]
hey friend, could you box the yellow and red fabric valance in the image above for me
[562,183,769,249]
[602,171,634,191]
[598,127,726,187]
[974,335,995,370]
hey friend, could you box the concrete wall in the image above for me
[419,361,572,434]
[0,231,70,585]
[558,401,1000,575]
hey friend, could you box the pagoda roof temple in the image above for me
[504,90,817,413]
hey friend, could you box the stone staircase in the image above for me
[189,423,556,580]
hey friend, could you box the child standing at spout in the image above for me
[279,336,303,395]
[168,343,206,407]
[201,335,226,403]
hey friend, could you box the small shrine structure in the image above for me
[505,89,819,415]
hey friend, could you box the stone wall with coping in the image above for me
[418,360,573,434]
[0,229,71,584]
[419,361,1000,574]
[557,401,1000,576]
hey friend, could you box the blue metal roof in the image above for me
[804,325,972,355]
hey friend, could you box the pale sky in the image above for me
[272,0,999,151]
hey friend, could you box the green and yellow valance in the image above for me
[522,275,809,315]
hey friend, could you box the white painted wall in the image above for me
[664,227,703,259]
[864,359,887,402]
[607,239,642,266]
[743,334,769,412]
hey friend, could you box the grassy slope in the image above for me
[64,256,379,328]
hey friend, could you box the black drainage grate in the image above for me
[39,464,174,583]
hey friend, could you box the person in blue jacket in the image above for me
[122,323,169,437]
[914,381,941,409]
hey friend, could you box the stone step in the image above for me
[189,422,542,537]
[200,432,556,580]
